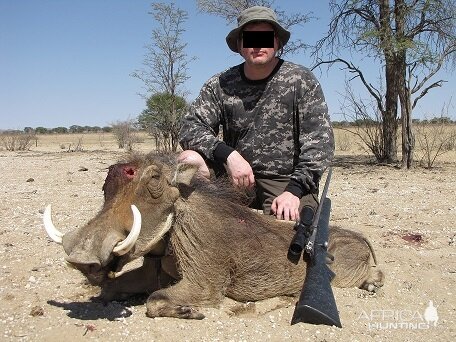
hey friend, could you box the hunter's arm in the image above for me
[284,71,335,198]
[179,77,234,162]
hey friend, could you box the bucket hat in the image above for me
[226,6,290,53]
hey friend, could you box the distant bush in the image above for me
[332,121,352,128]
[66,137,84,152]
[52,127,68,134]
[415,123,456,168]
[30,125,110,134]
[336,132,352,151]
[111,120,140,151]
[1,131,37,151]
[35,127,48,134]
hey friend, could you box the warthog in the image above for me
[44,154,384,319]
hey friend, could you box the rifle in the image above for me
[287,168,342,327]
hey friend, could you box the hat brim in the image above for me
[226,20,290,53]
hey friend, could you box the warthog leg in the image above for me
[327,227,385,291]
[360,268,385,293]
[146,278,215,319]
[100,257,161,301]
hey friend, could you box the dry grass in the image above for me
[16,132,157,153]
[334,125,456,165]
[3,126,455,165]
[1,127,454,166]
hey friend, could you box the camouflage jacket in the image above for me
[179,59,334,197]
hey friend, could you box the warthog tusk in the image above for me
[112,205,142,256]
[43,204,64,244]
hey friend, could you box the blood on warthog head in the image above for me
[103,162,139,203]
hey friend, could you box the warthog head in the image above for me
[43,155,194,285]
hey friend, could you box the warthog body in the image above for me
[45,154,384,319]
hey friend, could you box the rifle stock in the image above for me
[291,197,342,327]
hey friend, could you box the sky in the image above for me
[1,0,455,130]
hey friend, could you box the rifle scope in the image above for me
[287,206,315,263]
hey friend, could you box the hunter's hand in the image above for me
[225,151,255,188]
[271,191,300,221]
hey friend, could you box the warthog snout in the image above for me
[66,259,102,275]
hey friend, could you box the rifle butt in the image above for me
[291,264,342,327]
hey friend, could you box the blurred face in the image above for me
[239,22,279,66]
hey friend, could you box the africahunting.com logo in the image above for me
[357,301,439,330]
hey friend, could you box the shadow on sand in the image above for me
[332,155,378,168]
[47,299,136,321]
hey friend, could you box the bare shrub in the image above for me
[337,82,387,161]
[415,122,456,168]
[66,137,84,152]
[442,133,456,152]
[111,120,139,151]
[0,132,36,151]
[98,133,105,148]
[336,132,352,151]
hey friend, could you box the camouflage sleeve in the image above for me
[285,73,334,197]
[179,78,224,161]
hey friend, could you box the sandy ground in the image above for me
[0,134,455,341]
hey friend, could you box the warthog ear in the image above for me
[171,163,198,186]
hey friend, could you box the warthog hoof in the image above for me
[361,269,385,293]
[146,293,205,320]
